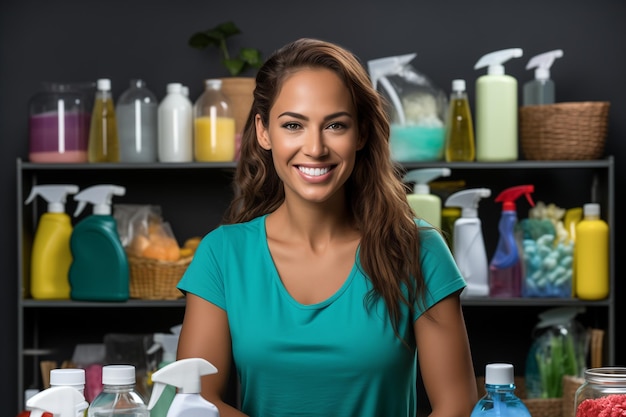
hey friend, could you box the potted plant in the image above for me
[188,21,261,140]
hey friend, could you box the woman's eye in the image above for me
[283,122,301,131]
[327,122,346,131]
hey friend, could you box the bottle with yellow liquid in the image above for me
[444,79,475,162]
[575,203,609,300]
[88,78,120,162]
[193,79,236,162]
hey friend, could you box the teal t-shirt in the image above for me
[178,215,465,417]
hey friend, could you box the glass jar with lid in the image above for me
[193,79,236,162]
[574,367,626,416]
[28,82,93,163]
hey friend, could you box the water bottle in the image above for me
[471,363,531,417]
[87,365,148,417]
[116,79,158,163]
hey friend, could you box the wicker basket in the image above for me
[128,255,191,300]
[519,101,610,160]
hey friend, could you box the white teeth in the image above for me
[298,166,330,176]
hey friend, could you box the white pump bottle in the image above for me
[474,48,523,161]
[523,49,564,106]
[445,188,491,298]
[26,386,87,417]
[403,168,451,228]
[148,358,220,417]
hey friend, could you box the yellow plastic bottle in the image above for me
[24,185,79,299]
[193,79,236,162]
[88,78,120,162]
[444,79,475,162]
[575,203,609,300]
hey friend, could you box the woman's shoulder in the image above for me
[203,214,267,243]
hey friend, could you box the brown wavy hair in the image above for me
[223,38,426,335]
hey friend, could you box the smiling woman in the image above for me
[175,38,477,417]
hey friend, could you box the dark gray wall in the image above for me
[2,0,625,413]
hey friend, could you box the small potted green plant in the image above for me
[188,21,262,77]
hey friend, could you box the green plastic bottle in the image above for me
[24,185,79,299]
[68,184,129,301]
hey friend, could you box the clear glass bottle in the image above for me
[193,79,236,162]
[574,367,626,417]
[88,78,120,162]
[28,82,91,163]
[87,365,148,417]
[116,79,158,163]
[471,363,531,417]
[444,79,475,162]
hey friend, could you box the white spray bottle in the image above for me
[24,185,79,299]
[25,386,87,417]
[474,48,524,161]
[148,358,219,417]
[523,49,564,106]
[367,53,416,126]
[403,168,451,228]
[445,188,492,298]
[147,326,181,417]
[68,185,129,301]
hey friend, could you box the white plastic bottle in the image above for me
[474,48,523,162]
[50,368,89,416]
[523,49,564,106]
[148,358,219,417]
[403,168,451,228]
[88,365,149,417]
[158,83,193,163]
[25,386,88,417]
[445,188,491,298]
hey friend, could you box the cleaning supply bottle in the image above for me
[147,358,219,417]
[25,185,80,299]
[445,188,492,298]
[88,78,120,163]
[490,185,535,298]
[88,365,149,417]
[471,363,531,417]
[158,83,193,163]
[473,48,524,162]
[22,386,87,417]
[117,79,159,163]
[523,49,564,106]
[575,203,609,300]
[147,327,181,417]
[68,185,129,301]
[444,79,475,162]
[403,168,451,228]
[194,79,236,162]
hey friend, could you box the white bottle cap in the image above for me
[584,203,600,217]
[452,79,466,92]
[50,368,85,389]
[97,78,111,91]
[485,363,514,385]
[102,365,136,385]
[205,79,223,89]
[167,83,183,94]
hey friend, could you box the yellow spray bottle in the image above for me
[24,184,79,299]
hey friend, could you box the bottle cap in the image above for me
[102,365,136,385]
[50,368,85,388]
[584,203,600,217]
[205,79,223,89]
[97,78,111,91]
[167,83,183,94]
[452,79,466,92]
[485,363,515,385]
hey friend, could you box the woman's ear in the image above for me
[256,115,271,150]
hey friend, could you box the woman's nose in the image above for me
[303,129,328,157]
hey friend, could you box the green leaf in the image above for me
[188,32,213,49]
[214,21,241,38]
[239,48,262,68]
[223,59,245,77]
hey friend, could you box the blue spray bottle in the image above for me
[68,184,129,301]
[489,185,535,297]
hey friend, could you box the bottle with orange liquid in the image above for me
[193,79,236,162]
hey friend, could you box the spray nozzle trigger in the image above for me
[525,49,564,80]
[147,358,218,410]
[495,185,535,211]
[445,188,492,218]
[26,386,86,417]
[403,168,451,195]
[474,48,524,76]
[367,53,417,125]
[25,185,80,213]
[73,185,125,216]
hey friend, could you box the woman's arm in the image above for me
[415,292,477,417]
[177,293,249,417]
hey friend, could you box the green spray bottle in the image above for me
[403,168,451,228]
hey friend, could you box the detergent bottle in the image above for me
[147,358,219,417]
[490,185,535,297]
[474,48,524,162]
[403,168,451,228]
[68,185,129,301]
[575,203,609,300]
[22,386,87,417]
[523,49,564,106]
[24,185,80,299]
[445,188,492,298]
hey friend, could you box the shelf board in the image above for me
[18,160,237,171]
[21,299,186,308]
[461,297,611,307]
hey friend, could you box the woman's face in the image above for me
[256,67,363,206]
